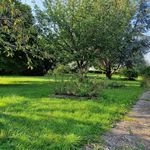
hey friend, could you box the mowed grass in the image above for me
[0,75,144,150]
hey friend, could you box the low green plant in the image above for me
[140,66,150,87]
[54,76,103,98]
[53,64,71,75]
[141,78,150,88]
[141,66,150,78]
[122,68,138,80]
[45,69,53,76]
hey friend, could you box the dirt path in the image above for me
[103,91,150,150]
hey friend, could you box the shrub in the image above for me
[45,65,71,76]
[122,68,138,80]
[45,70,53,76]
[53,65,71,75]
[54,76,103,98]
[141,78,150,88]
[141,66,150,78]
[140,66,150,87]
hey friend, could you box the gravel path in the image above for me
[103,91,150,150]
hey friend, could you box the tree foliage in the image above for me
[0,0,38,69]
[40,0,100,74]
[0,0,148,78]
[35,0,137,79]
[92,0,135,79]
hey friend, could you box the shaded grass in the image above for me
[0,75,144,150]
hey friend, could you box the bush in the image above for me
[122,68,138,80]
[140,66,150,87]
[141,78,150,88]
[141,66,150,78]
[53,65,71,75]
[45,65,71,76]
[45,70,53,76]
[54,76,103,98]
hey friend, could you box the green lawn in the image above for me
[0,76,144,150]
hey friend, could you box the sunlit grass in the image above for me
[0,75,144,149]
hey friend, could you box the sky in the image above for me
[145,52,150,64]
[21,0,150,64]
[21,0,44,10]
[21,0,36,7]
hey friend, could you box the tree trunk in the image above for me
[77,60,87,82]
[106,71,112,79]
[106,63,112,79]
[79,67,87,82]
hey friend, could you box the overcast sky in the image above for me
[21,0,150,64]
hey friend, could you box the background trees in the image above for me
[0,0,149,78]
[123,0,150,70]
[35,0,138,79]
[0,0,38,74]
[0,0,54,75]
[0,1,36,59]
[35,0,100,75]
[92,0,135,79]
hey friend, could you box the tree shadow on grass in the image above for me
[0,94,129,149]
[0,89,145,150]
[0,81,57,99]
[0,109,109,149]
